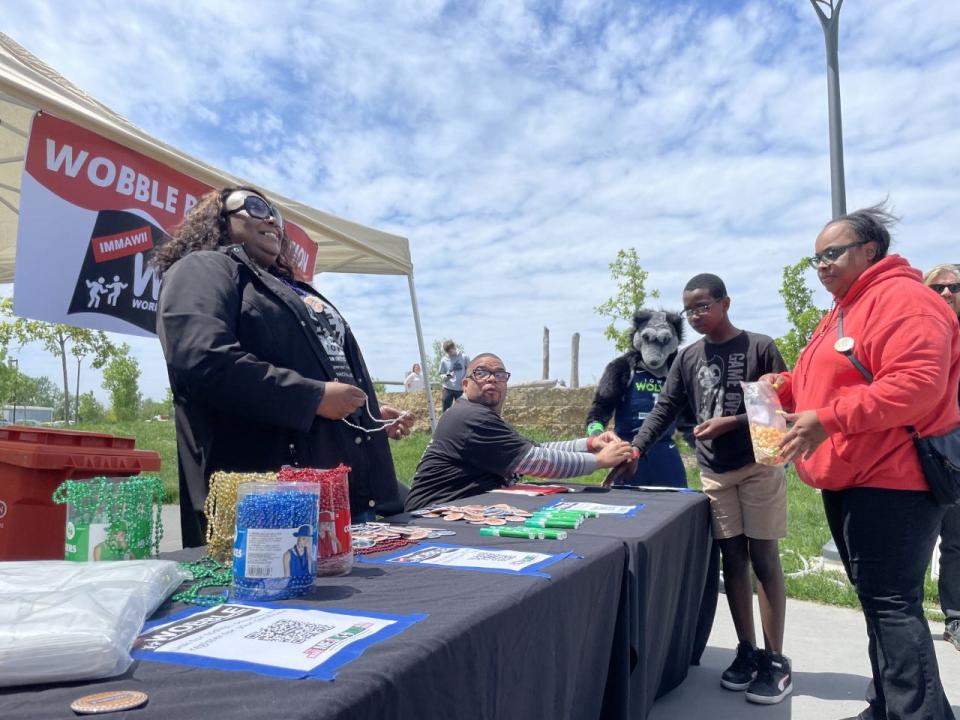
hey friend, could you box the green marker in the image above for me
[531,511,585,519]
[524,518,580,529]
[480,527,568,540]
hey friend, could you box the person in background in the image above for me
[770,206,958,720]
[404,363,425,392]
[924,262,960,652]
[439,340,469,413]
[625,273,791,706]
[154,186,412,546]
[405,353,634,511]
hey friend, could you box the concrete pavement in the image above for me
[649,598,960,720]
[159,505,960,719]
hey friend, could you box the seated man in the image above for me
[404,353,635,511]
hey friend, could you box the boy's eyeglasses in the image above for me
[806,239,868,269]
[225,195,283,229]
[470,367,511,382]
[680,299,720,319]
[929,283,960,294]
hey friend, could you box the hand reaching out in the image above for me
[380,405,414,440]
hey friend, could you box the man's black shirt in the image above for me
[404,398,533,511]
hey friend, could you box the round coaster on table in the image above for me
[71,690,148,714]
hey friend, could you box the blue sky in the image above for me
[3,0,960,403]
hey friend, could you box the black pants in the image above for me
[822,487,954,720]
[441,388,462,413]
[942,505,960,621]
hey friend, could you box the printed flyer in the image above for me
[359,543,578,578]
[543,500,645,516]
[134,602,425,680]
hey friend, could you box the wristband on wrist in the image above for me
[586,422,604,436]
[586,436,596,452]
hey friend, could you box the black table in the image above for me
[0,532,629,720]
[397,486,717,720]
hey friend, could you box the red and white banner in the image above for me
[14,113,317,335]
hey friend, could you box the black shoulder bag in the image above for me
[836,310,960,506]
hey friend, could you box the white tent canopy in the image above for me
[0,32,412,280]
[0,32,435,426]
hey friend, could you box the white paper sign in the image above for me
[387,546,551,571]
[548,501,638,515]
[137,604,395,672]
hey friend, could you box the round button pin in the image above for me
[834,336,855,353]
[70,690,148,714]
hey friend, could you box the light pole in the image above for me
[9,358,17,425]
[811,0,846,563]
[810,0,847,219]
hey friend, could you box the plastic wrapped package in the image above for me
[741,380,788,466]
[0,560,185,687]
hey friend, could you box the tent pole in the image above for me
[407,273,436,432]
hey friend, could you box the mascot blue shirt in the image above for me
[587,310,689,487]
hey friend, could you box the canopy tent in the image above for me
[0,32,436,427]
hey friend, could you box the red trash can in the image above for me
[0,425,161,560]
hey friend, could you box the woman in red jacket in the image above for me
[766,205,959,720]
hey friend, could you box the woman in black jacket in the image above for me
[154,186,412,547]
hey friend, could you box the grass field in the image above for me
[78,420,944,618]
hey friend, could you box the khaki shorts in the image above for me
[699,463,787,540]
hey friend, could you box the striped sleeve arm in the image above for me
[541,438,589,453]
[509,445,597,479]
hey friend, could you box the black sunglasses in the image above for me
[930,283,960,294]
[470,367,511,382]
[225,194,283,229]
[806,239,869,269]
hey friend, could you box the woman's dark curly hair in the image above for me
[152,185,297,277]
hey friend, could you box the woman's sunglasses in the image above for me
[930,283,960,294]
[225,194,283,229]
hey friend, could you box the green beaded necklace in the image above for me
[52,475,165,558]
[173,556,232,606]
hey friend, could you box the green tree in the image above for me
[17,375,65,417]
[77,391,106,423]
[139,388,173,420]
[102,345,141,422]
[775,259,828,368]
[594,248,660,352]
[0,297,118,422]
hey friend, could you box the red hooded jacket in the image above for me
[778,255,960,492]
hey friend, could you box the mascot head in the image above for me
[631,310,684,373]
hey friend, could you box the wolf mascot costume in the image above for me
[586,309,691,487]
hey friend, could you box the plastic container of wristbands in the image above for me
[232,482,319,601]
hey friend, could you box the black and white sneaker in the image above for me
[945,619,960,652]
[720,640,757,691]
[745,650,792,705]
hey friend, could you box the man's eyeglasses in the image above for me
[806,239,868,269]
[470,367,511,382]
[930,283,960,294]
[680,299,720,319]
[225,194,283,229]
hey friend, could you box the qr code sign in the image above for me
[245,619,335,644]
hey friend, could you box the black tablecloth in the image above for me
[395,486,717,720]
[0,532,629,720]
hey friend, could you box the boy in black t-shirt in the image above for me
[626,274,791,706]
